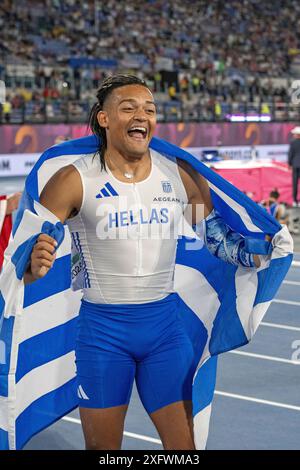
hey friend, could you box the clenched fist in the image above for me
[28,233,57,281]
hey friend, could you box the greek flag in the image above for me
[0,135,293,450]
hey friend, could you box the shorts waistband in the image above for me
[80,292,179,315]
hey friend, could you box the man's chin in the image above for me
[123,142,150,158]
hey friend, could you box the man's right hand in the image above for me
[28,233,57,281]
[24,164,82,285]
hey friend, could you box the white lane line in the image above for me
[261,321,300,332]
[62,416,83,425]
[62,416,84,425]
[121,431,161,445]
[63,397,300,428]
[62,416,162,445]
[272,299,300,306]
[229,350,300,365]
[292,261,300,267]
[215,391,300,412]
[283,280,300,286]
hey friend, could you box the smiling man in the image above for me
[23,75,261,450]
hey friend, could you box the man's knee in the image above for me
[83,427,123,450]
[85,440,121,450]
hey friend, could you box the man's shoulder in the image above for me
[72,152,98,172]
[39,162,82,212]
[176,157,192,171]
[176,158,202,181]
[50,164,81,187]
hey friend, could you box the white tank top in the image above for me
[66,149,188,304]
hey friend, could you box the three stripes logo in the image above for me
[77,385,90,400]
[96,182,119,199]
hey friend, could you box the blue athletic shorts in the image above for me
[75,293,198,414]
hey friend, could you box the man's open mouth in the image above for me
[127,126,148,140]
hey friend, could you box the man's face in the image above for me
[97,84,157,159]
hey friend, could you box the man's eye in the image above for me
[146,109,155,113]
[122,107,134,111]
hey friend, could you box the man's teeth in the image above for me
[129,127,147,133]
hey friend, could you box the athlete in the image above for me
[260,189,288,225]
[24,75,261,450]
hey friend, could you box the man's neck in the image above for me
[105,149,151,182]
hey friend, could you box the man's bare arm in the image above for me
[39,165,82,222]
[24,165,82,284]
[177,158,213,223]
[177,159,261,267]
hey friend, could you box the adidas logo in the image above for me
[77,385,90,400]
[96,182,119,199]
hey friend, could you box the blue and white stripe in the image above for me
[0,135,293,450]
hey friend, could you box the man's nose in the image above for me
[133,108,147,120]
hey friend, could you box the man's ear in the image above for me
[97,110,109,128]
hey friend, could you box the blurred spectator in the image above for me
[168,84,177,101]
[192,75,200,94]
[260,189,289,224]
[2,99,12,123]
[250,145,259,161]
[288,126,300,207]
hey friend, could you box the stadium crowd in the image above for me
[0,0,300,122]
